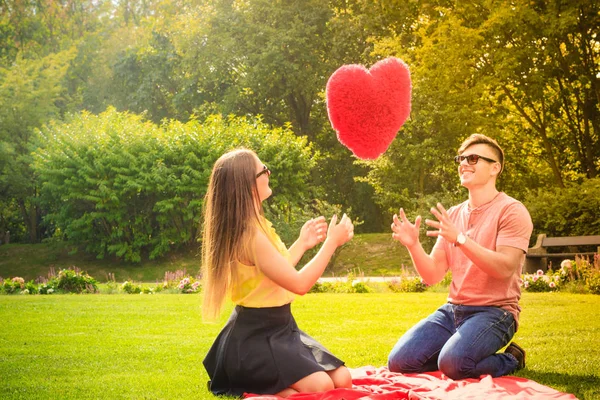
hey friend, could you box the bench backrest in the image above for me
[542,235,600,247]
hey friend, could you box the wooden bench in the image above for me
[524,234,600,273]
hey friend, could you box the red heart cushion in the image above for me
[326,57,412,159]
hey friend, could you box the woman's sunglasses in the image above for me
[256,165,271,178]
[454,154,498,165]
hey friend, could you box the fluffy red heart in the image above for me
[326,57,412,160]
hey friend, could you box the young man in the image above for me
[388,134,533,379]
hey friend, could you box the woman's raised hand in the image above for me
[326,214,354,247]
[299,216,328,251]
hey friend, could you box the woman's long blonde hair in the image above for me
[201,149,265,320]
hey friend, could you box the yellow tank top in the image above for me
[229,219,296,307]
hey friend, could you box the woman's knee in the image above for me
[291,371,334,393]
[327,366,352,388]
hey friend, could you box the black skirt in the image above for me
[203,303,345,397]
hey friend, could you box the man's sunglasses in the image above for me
[454,154,498,165]
[256,165,271,178]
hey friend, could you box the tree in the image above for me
[359,0,599,217]
[0,49,76,242]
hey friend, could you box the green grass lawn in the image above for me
[1,292,599,399]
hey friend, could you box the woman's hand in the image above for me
[391,208,421,249]
[326,214,354,247]
[298,216,328,251]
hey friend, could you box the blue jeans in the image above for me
[387,303,519,379]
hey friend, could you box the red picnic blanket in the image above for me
[245,366,577,400]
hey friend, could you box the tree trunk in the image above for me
[17,199,39,243]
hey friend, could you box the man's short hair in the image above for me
[458,134,504,174]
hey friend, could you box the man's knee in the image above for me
[438,351,474,380]
[388,345,425,373]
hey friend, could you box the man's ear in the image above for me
[491,162,502,177]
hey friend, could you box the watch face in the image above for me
[457,233,467,245]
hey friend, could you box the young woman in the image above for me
[202,148,354,397]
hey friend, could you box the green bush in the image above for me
[584,255,600,295]
[548,256,600,294]
[387,277,427,293]
[2,277,41,295]
[56,268,98,293]
[309,274,372,294]
[121,281,142,294]
[522,270,559,292]
[24,280,38,295]
[38,281,57,295]
[1,277,25,294]
[176,276,201,294]
[554,258,593,284]
[587,271,600,295]
[121,281,157,294]
[34,108,318,262]
[524,178,600,239]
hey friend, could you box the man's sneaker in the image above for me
[505,342,526,370]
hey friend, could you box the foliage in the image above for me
[0,199,28,243]
[121,281,143,294]
[1,277,24,294]
[56,268,98,294]
[523,179,600,237]
[587,270,600,295]
[0,49,77,243]
[361,0,599,215]
[554,258,593,284]
[176,277,201,294]
[387,276,427,293]
[309,274,372,294]
[34,108,317,262]
[1,0,599,246]
[522,269,559,292]
[24,280,38,295]
[38,282,57,295]
[523,256,600,294]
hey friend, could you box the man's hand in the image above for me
[425,203,460,244]
[391,208,421,248]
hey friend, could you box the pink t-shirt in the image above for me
[433,192,533,327]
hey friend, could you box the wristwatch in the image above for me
[455,232,467,247]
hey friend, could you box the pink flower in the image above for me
[533,276,539,282]
[524,281,529,288]
[536,269,544,276]
[178,283,184,289]
[549,282,556,288]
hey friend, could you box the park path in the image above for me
[318,276,400,283]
